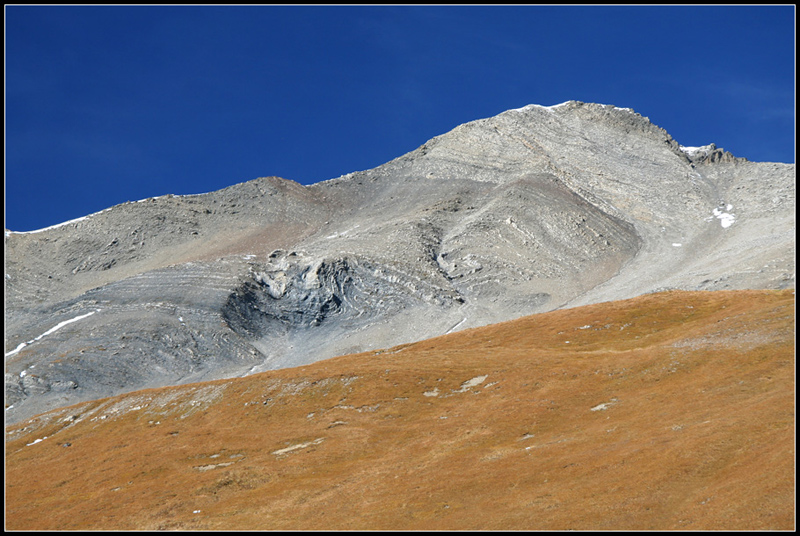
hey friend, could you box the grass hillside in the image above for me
[5,289,795,530]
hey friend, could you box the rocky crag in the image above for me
[5,101,795,423]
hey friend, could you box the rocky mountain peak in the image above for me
[5,102,794,424]
[678,142,744,164]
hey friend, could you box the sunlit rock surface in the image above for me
[5,101,795,423]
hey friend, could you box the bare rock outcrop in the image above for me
[5,101,795,423]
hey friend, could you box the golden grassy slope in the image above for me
[5,289,795,530]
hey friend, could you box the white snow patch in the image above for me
[136,192,212,202]
[509,102,634,114]
[10,215,90,234]
[446,317,468,334]
[7,190,218,234]
[509,102,571,113]
[711,206,736,228]
[679,144,715,158]
[6,342,29,357]
[5,310,100,357]
[672,243,682,247]
[26,437,47,446]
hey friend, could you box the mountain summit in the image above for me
[5,101,795,423]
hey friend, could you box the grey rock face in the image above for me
[5,101,795,423]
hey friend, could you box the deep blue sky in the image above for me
[5,5,795,232]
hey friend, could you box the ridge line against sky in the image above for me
[5,5,796,232]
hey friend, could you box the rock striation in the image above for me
[4,101,795,423]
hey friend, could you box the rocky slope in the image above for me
[4,101,795,423]
[5,290,795,530]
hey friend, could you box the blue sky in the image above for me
[5,5,795,232]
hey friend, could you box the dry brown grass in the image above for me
[5,289,795,530]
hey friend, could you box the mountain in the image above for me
[4,101,795,424]
[5,290,794,530]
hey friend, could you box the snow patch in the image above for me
[508,102,571,113]
[446,317,468,334]
[679,144,715,158]
[711,206,736,228]
[509,102,634,114]
[10,215,90,234]
[7,190,217,234]
[5,310,100,357]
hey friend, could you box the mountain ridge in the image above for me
[5,100,795,424]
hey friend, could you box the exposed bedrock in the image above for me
[222,251,462,342]
[5,101,795,423]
